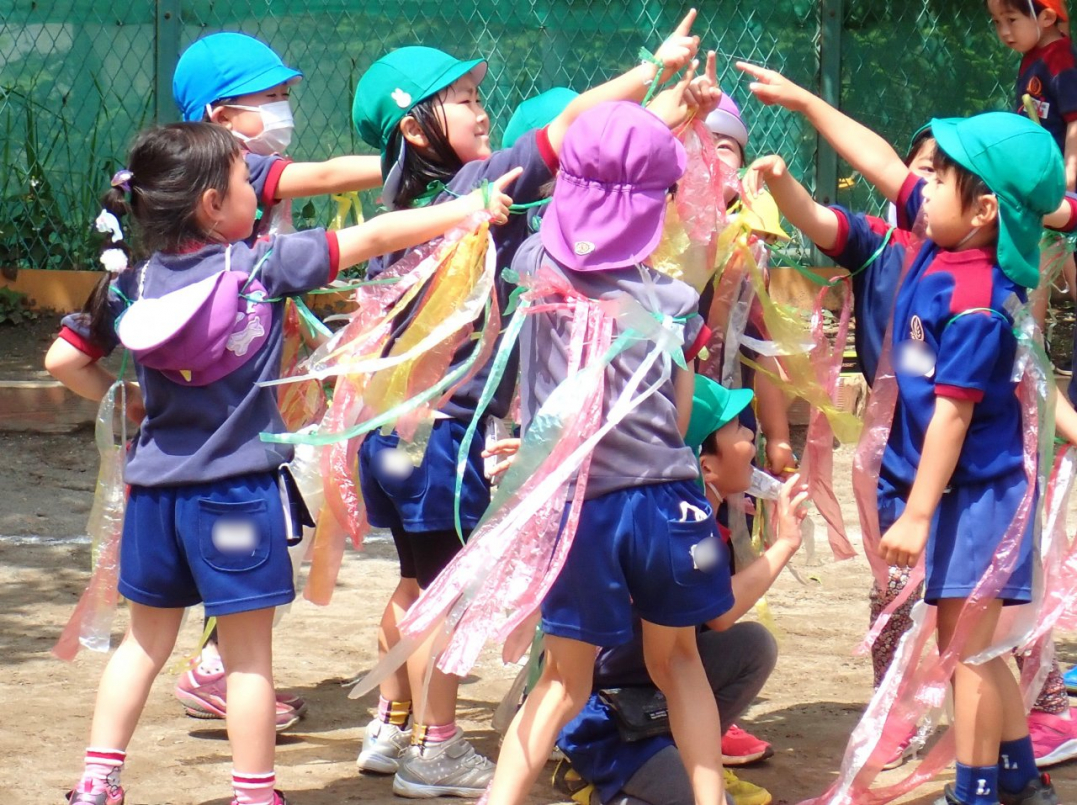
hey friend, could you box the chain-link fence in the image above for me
[0,1,1016,272]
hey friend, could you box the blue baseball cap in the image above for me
[173,33,303,122]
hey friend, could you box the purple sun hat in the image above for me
[118,270,272,386]
[541,101,687,272]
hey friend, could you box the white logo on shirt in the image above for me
[227,312,266,357]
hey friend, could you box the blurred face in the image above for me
[439,74,491,163]
[700,419,756,499]
[210,82,293,137]
[712,134,745,205]
[907,137,937,180]
[921,166,991,248]
[204,155,258,243]
[987,0,1048,53]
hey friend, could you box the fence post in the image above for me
[155,0,181,124]
[815,0,842,206]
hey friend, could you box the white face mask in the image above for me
[213,100,295,156]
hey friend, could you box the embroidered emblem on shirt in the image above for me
[910,314,924,341]
[574,241,595,256]
[1028,76,1043,96]
[226,312,266,357]
[392,88,412,109]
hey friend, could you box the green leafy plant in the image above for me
[0,286,38,325]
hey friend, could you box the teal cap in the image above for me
[685,375,755,452]
[931,112,1064,289]
[352,46,487,170]
[502,87,579,148]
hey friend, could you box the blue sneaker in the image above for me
[1063,665,1077,695]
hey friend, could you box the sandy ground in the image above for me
[0,319,1075,803]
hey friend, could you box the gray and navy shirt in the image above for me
[367,128,559,420]
[514,234,706,499]
[60,229,338,487]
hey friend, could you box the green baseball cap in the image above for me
[931,112,1064,289]
[502,87,578,148]
[352,46,487,172]
[685,375,755,452]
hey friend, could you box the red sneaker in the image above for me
[721,724,773,766]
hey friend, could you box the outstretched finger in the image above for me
[705,50,718,88]
[492,166,525,192]
[671,8,698,38]
[735,60,771,81]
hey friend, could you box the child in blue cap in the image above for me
[173,32,383,241]
[740,60,1065,804]
[349,14,707,796]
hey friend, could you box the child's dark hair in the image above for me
[701,430,720,457]
[385,92,464,208]
[82,122,241,347]
[904,127,934,166]
[931,147,993,213]
[987,0,1048,17]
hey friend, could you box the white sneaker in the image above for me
[392,729,495,798]
[357,719,412,774]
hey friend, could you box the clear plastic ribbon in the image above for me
[53,381,129,659]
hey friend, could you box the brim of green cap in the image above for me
[931,117,1042,289]
[684,376,754,451]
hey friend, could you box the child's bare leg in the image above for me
[379,577,421,704]
[216,607,277,774]
[938,599,1024,759]
[88,603,185,748]
[487,635,595,805]
[642,621,724,805]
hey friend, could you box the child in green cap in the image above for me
[739,60,1065,805]
[349,13,710,797]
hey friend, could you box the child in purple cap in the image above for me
[495,98,732,805]
[46,122,518,805]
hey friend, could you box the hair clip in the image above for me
[95,209,124,243]
[110,169,133,193]
[99,248,129,275]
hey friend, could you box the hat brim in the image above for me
[541,182,672,272]
[187,64,303,122]
[685,380,755,450]
[705,109,749,148]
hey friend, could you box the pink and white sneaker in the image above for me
[1029,708,1077,768]
[175,666,304,732]
[67,783,124,805]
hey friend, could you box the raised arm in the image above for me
[275,155,382,199]
[546,9,701,153]
[334,166,521,269]
[737,62,911,202]
[743,155,840,250]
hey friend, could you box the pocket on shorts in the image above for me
[371,443,431,501]
[198,498,272,573]
[667,518,725,588]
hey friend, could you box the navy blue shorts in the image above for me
[878,471,1034,605]
[118,472,295,616]
[541,480,735,646]
[358,418,491,533]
